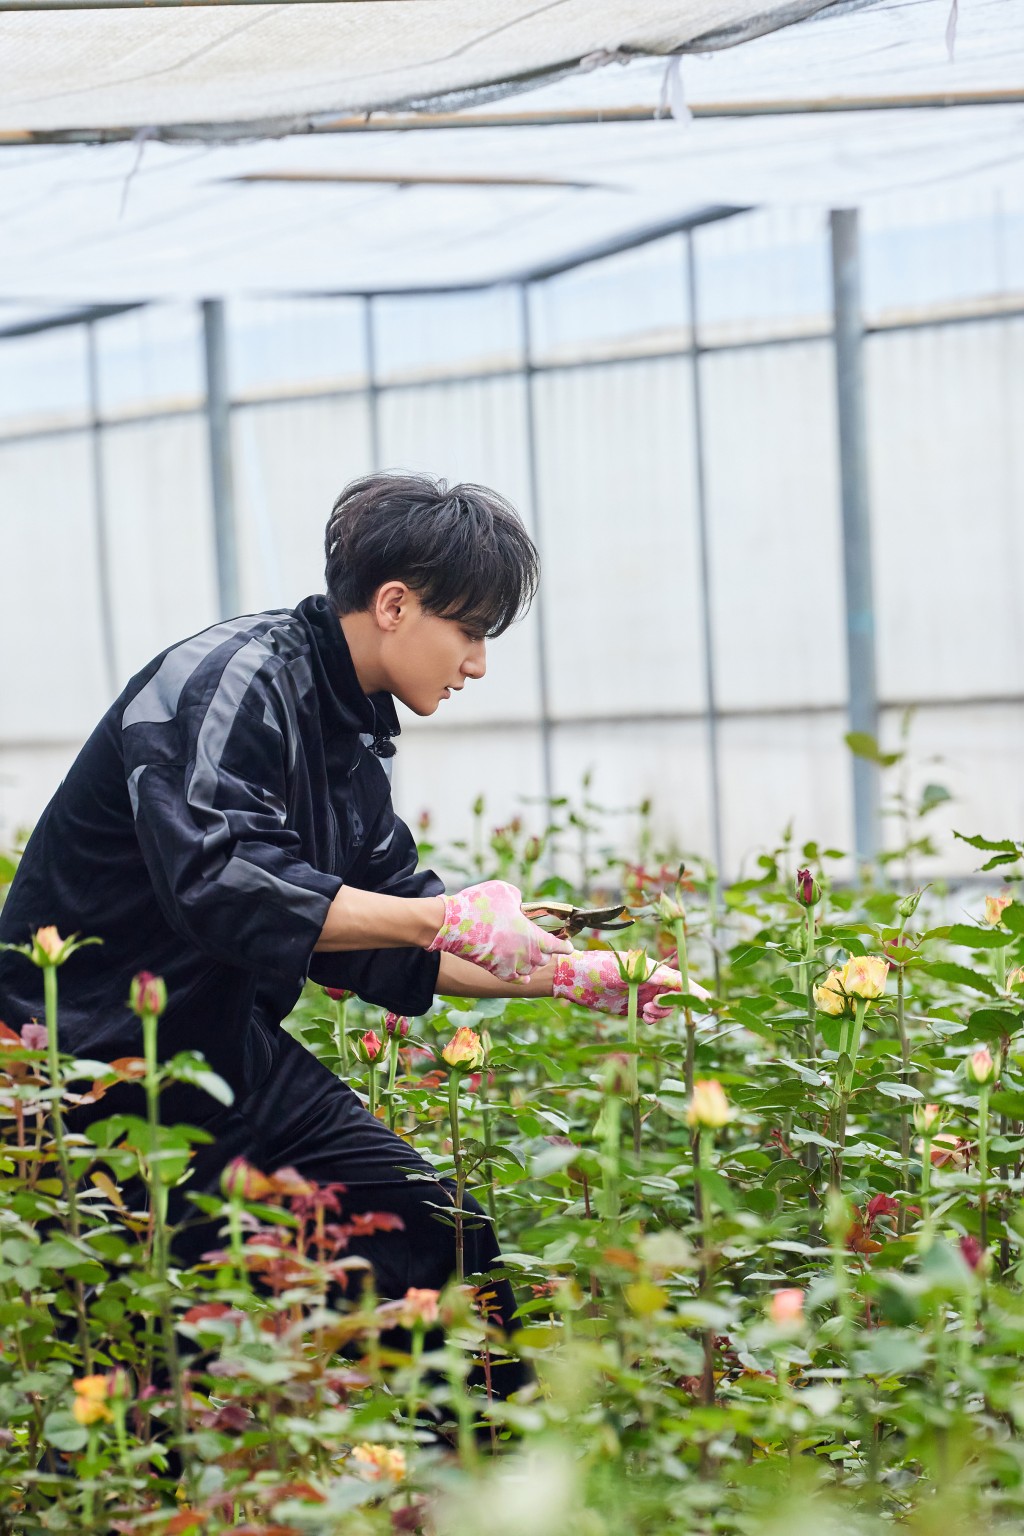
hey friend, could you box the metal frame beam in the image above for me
[830,208,881,870]
[518,283,555,815]
[201,298,240,618]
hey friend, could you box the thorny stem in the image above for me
[978,1084,990,1257]
[141,1007,189,1487]
[627,979,641,1156]
[43,964,92,1373]
[448,1074,465,1281]
[896,964,912,1233]
[334,996,349,1073]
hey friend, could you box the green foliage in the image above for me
[2,797,1024,1534]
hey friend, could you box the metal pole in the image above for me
[202,299,240,618]
[85,321,119,697]
[363,295,382,470]
[830,209,881,869]
[685,230,725,883]
[518,283,555,814]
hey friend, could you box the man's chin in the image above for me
[393,691,439,718]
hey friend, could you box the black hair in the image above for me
[324,471,539,638]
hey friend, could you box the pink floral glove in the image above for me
[553,951,702,1023]
[427,879,572,982]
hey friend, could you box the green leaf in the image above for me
[43,1409,89,1453]
[874,1080,923,1101]
[845,732,902,767]
[918,783,952,814]
[918,961,997,997]
[1002,903,1024,935]
[953,830,1019,854]
[945,923,1013,949]
[963,1008,1021,1044]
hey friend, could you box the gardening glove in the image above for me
[553,951,709,1024]
[427,879,572,982]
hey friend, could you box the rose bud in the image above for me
[686,1079,732,1129]
[984,893,1012,926]
[965,1046,1000,1086]
[768,1288,805,1326]
[221,1157,274,1202]
[657,891,686,923]
[524,835,543,865]
[618,949,652,986]
[912,1102,943,1134]
[357,1029,384,1064]
[129,971,167,1018]
[441,1026,484,1072]
[351,1443,406,1482]
[959,1235,984,1273]
[32,927,66,965]
[322,987,352,1001]
[839,954,889,1002]
[397,1287,441,1328]
[795,868,821,907]
[813,968,847,1017]
[897,888,925,922]
[383,1013,410,1039]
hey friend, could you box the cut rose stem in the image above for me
[43,964,92,1374]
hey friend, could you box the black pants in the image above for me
[152,1024,529,1399]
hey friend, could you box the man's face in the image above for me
[381,592,487,716]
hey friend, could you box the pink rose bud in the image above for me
[959,1235,984,1273]
[912,1102,943,1134]
[221,1157,274,1202]
[442,1026,484,1071]
[795,868,821,907]
[417,809,432,832]
[20,1023,48,1050]
[357,1030,384,1064]
[322,987,352,1001]
[33,927,66,965]
[129,971,167,1018]
[768,1288,805,1325]
[397,1287,441,1328]
[966,1046,1000,1086]
[383,1013,410,1039]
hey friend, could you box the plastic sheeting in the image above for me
[0,0,835,134]
[1,0,1022,302]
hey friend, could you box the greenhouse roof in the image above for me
[0,0,1022,305]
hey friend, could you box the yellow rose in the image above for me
[840,954,889,1002]
[985,893,1013,926]
[72,1375,112,1426]
[618,949,652,985]
[813,967,847,1017]
[442,1026,484,1071]
[352,1442,406,1481]
[686,1078,731,1129]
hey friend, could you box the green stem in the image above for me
[627,979,641,1156]
[368,1062,378,1120]
[978,1085,990,1256]
[386,1035,400,1132]
[804,907,817,1064]
[406,1324,425,1449]
[448,1075,465,1281]
[599,1090,622,1224]
[920,1131,934,1252]
[699,1127,715,1407]
[833,999,867,1188]
[43,964,92,1374]
[896,966,911,1232]
[479,1061,498,1227]
[141,1008,189,1485]
[335,997,349,1073]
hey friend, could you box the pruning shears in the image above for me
[521,899,636,941]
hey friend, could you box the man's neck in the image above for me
[338,610,386,696]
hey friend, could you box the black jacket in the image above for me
[0,596,442,1094]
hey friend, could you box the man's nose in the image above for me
[463,640,487,680]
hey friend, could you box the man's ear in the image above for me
[373,581,412,634]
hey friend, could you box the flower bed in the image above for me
[2,816,1024,1533]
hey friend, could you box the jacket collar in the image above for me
[297,595,400,756]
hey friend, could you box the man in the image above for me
[0,472,685,1391]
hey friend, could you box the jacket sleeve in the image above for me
[308,801,443,1017]
[124,673,342,983]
